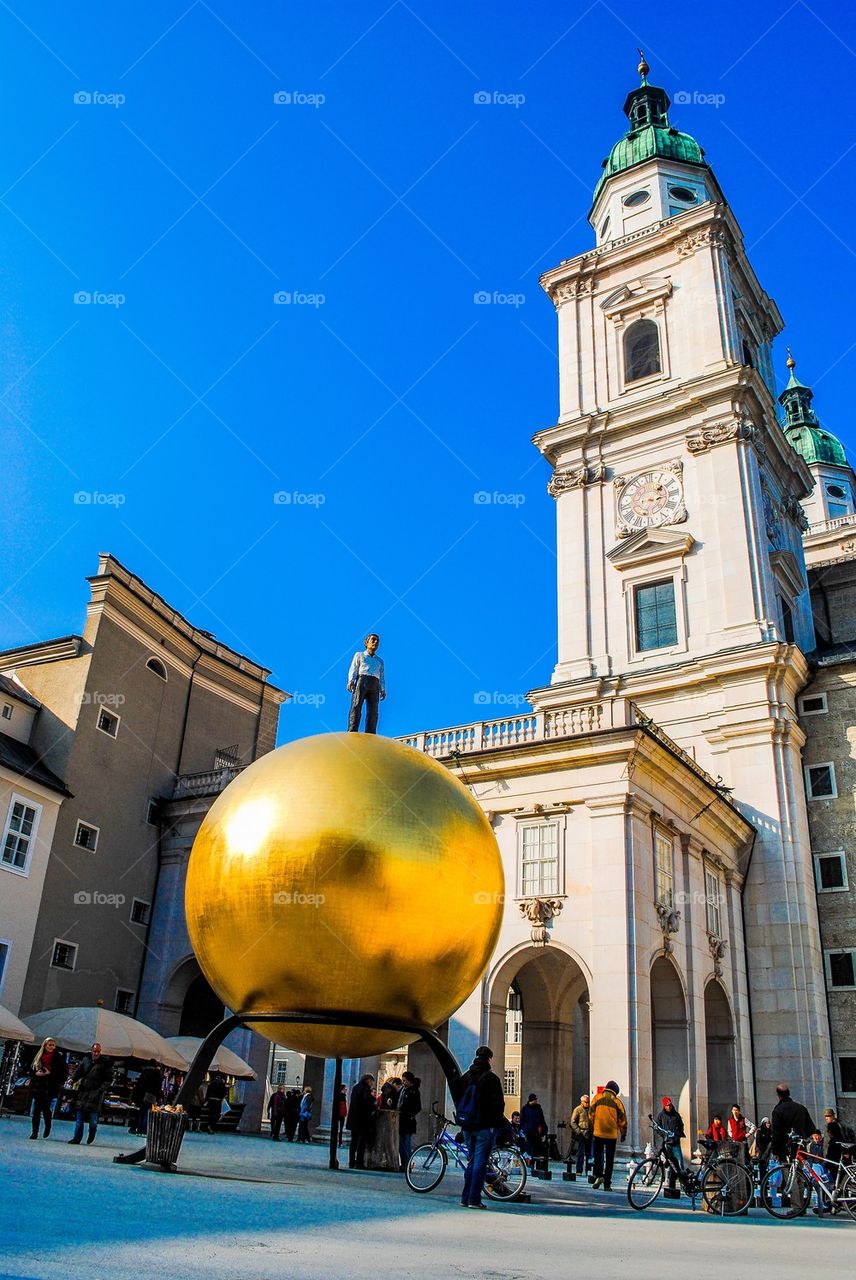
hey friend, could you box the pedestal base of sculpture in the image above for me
[365,1110,400,1171]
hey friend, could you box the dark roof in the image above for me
[0,673,41,709]
[0,731,71,796]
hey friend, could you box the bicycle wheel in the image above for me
[405,1143,448,1192]
[485,1146,527,1201]
[702,1159,753,1216]
[836,1166,856,1222]
[760,1163,812,1218]
[627,1158,665,1209]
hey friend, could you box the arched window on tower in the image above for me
[624,318,661,383]
[146,656,168,680]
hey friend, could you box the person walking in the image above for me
[29,1037,67,1139]
[267,1085,287,1140]
[297,1086,314,1142]
[569,1093,592,1177]
[205,1073,229,1133]
[770,1083,815,1161]
[284,1088,301,1142]
[130,1058,162,1137]
[346,1073,376,1168]
[520,1093,548,1158]
[68,1043,112,1145]
[397,1070,422,1171]
[456,1045,505,1209]
[590,1080,627,1192]
[656,1097,685,1191]
[336,1085,348,1147]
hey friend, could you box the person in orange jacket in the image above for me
[590,1080,627,1191]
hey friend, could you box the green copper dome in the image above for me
[593,62,706,202]
[780,353,849,466]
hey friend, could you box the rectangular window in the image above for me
[74,820,99,852]
[805,763,837,800]
[504,1069,518,1096]
[838,1057,856,1097]
[273,1060,289,1087]
[146,799,159,826]
[97,709,120,738]
[814,851,848,893]
[114,989,134,1014]
[779,597,795,644]
[799,693,828,716]
[634,580,678,652]
[1,797,41,874]
[1,703,11,720]
[826,950,856,989]
[130,899,151,926]
[51,940,77,971]
[0,939,9,995]
[520,823,559,897]
[705,868,722,937]
[655,829,674,907]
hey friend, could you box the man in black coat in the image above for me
[770,1083,815,1160]
[397,1070,422,1170]
[68,1043,113,1146]
[456,1045,505,1209]
[130,1059,162,1136]
[520,1093,547,1157]
[656,1096,686,1190]
[346,1073,376,1169]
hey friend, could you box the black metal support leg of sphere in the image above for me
[113,1010,462,1167]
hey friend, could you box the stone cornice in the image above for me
[0,635,84,668]
[547,463,606,497]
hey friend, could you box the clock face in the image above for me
[618,470,684,531]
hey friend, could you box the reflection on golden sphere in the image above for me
[185,733,504,1058]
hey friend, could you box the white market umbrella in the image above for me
[26,1007,189,1069]
[166,1036,256,1080]
[0,1003,35,1043]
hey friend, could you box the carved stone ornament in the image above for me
[552,276,596,306]
[761,481,781,547]
[655,900,681,954]
[676,226,726,259]
[781,493,810,532]
[548,463,606,497]
[708,934,728,978]
[686,418,757,454]
[519,897,564,946]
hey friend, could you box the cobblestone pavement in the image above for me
[0,1117,848,1278]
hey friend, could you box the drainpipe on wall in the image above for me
[739,829,760,1126]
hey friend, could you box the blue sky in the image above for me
[1,1,855,744]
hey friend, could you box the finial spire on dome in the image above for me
[786,346,796,371]
[637,49,649,84]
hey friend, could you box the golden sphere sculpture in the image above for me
[185,733,504,1058]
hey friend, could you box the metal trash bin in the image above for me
[145,1107,189,1171]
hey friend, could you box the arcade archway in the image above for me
[704,979,737,1121]
[650,956,690,1120]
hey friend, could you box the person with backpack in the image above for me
[589,1080,627,1192]
[455,1045,505,1209]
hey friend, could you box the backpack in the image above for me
[840,1123,856,1145]
[454,1081,481,1130]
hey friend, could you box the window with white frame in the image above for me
[805,763,837,800]
[799,692,828,716]
[519,823,560,897]
[1,796,41,874]
[825,949,856,990]
[74,820,99,852]
[130,898,150,926]
[705,867,722,937]
[114,989,134,1014]
[0,939,10,995]
[634,579,678,652]
[51,939,77,971]
[505,985,523,1045]
[96,708,120,738]
[273,1060,289,1087]
[838,1056,856,1097]
[504,1069,519,1096]
[146,656,168,680]
[655,828,674,907]
[814,851,849,893]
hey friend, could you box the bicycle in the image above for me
[405,1105,528,1202]
[759,1135,856,1220]
[627,1116,753,1215]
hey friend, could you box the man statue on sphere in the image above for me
[347,633,386,733]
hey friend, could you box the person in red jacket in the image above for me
[727,1104,751,1164]
[707,1114,728,1142]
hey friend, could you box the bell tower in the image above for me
[528,57,834,1114]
